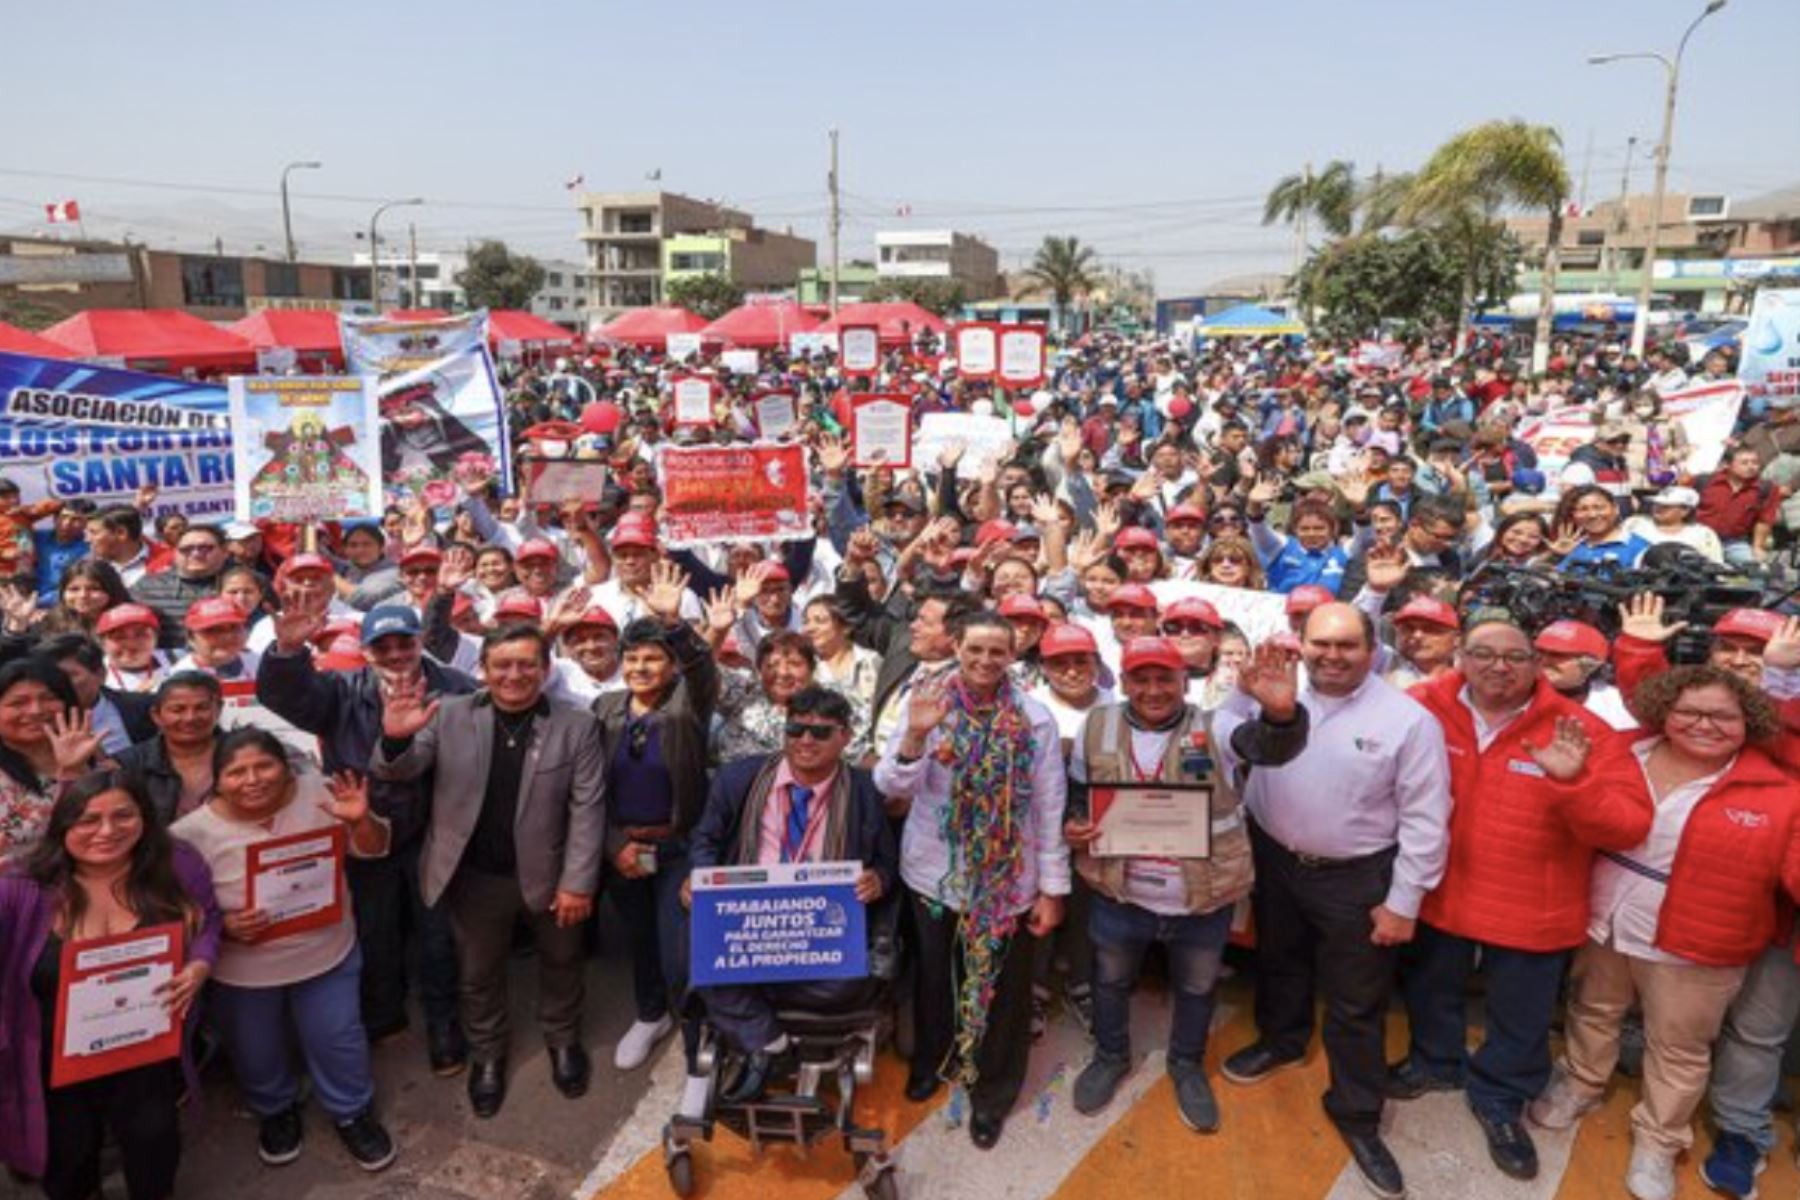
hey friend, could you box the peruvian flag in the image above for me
[45,200,80,224]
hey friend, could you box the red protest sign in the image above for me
[954,323,998,379]
[657,442,812,547]
[51,922,186,1088]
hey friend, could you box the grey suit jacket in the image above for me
[369,692,606,910]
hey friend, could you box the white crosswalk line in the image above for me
[1322,1092,1578,1200]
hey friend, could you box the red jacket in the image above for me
[1615,634,1800,777]
[1644,740,1800,967]
[1410,672,1653,952]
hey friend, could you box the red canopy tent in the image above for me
[595,305,708,349]
[701,301,820,349]
[818,301,948,345]
[226,310,346,370]
[487,309,576,351]
[39,309,256,373]
[0,320,76,359]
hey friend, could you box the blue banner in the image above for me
[690,860,868,986]
[1739,288,1800,403]
[0,351,236,520]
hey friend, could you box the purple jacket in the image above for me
[0,842,222,1179]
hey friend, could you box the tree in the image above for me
[1264,161,1358,243]
[1022,235,1101,330]
[664,273,745,319]
[1294,225,1519,341]
[1354,170,1416,235]
[1405,120,1571,365]
[866,275,967,316]
[454,240,546,311]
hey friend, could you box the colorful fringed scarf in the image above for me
[932,675,1037,1091]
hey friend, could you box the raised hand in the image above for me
[703,587,737,637]
[0,585,39,634]
[937,439,967,471]
[319,771,370,825]
[1619,592,1684,643]
[1029,493,1061,529]
[380,677,439,740]
[1522,716,1592,782]
[1548,522,1583,557]
[1364,542,1411,593]
[1247,473,1280,507]
[1057,420,1083,466]
[1094,501,1123,541]
[1236,641,1299,720]
[134,483,160,512]
[270,589,328,653]
[1763,615,1800,672]
[1338,469,1372,509]
[734,560,775,609]
[904,673,952,738]
[846,527,880,565]
[645,559,690,622]
[48,708,102,778]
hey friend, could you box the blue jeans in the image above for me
[209,944,375,1120]
[1088,893,1232,1063]
[1710,942,1800,1154]
[606,837,699,1068]
[1400,923,1568,1122]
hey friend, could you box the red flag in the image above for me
[45,200,80,224]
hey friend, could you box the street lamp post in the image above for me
[280,161,322,263]
[368,199,424,310]
[1589,0,1727,357]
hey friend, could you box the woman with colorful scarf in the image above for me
[874,611,1069,1151]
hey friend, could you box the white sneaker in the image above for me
[1625,1141,1676,1200]
[614,1015,675,1070]
[1525,1070,1601,1129]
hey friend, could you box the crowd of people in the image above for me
[0,317,1798,1200]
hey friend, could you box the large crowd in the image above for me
[1,320,1799,1200]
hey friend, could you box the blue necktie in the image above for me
[784,785,814,863]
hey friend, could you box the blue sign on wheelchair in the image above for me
[690,860,868,986]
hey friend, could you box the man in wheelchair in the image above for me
[685,685,899,1105]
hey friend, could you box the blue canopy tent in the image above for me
[1193,304,1306,338]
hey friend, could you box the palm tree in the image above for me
[1405,120,1572,365]
[1354,169,1416,235]
[1023,236,1100,333]
[1263,161,1358,267]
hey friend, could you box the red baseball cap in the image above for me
[1106,584,1161,613]
[759,563,792,586]
[1164,504,1206,526]
[312,617,363,647]
[399,545,443,569]
[276,552,334,580]
[565,605,619,632]
[1268,631,1304,656]
[317,634,368,673]
[976,519,1016,547]
[1715,608,1785,643]
[96,604,159,636]
[1163,596,1224,631]
[515,538,559,564]
[494,594,544,622]
[1285,585,1334,616]
[1039,623,1099,659]
[998,593,1048,622]
[611,515,659,550]
[1393,596,1460,630]
[1121,636,1185,674]
[1534,619,1609,661]
[1116,527,1161,553]
[184,597,249,631]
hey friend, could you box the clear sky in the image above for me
[4,0,1794,293]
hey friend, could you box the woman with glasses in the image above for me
[1530,666,1800,1200]
[1195,535,1268,592]
[712,631,868,765]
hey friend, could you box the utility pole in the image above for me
[828,128,841,315]
[1577,128,1595,212]
[280,161,322,263]
[409,223,419,309]
[1607,137,1639,295]
[369,198,424,311]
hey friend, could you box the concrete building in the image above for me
[875,229,1001,297]
[796,263,879,306]
[348,250,594,330]
[662,228,816,294]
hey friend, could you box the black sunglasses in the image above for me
[784,720,841,741]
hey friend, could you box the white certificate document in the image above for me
[250,833,340,923]
[673,378,713,424]
[853,397,911,467]
[63,949,174,1059]
[1091,785,1212,858]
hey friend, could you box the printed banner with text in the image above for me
[0,351,235,521]
[1739,288,1800,402]
[656,441,811,547]
[228,376,382,523]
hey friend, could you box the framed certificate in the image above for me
[246,825,347,941]
[1088,783,1213,859]
[51,922,185,1088]
[851,393,913,468]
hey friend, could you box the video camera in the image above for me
[1458,546,1794,664]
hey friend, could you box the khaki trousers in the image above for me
[1560,938,1746,1153]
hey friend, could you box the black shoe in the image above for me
[549,1044,591,1099]
[904,1074,943,1104]
[1471,1107,1538,1181]
[1219,1042,1305,1086]
[468,1058,507,1119]
[1342,1131,1405,1200]
[428,1025,468,1078]
[334,1108,397,1173]
[1385,1058,1461,1100]
[969,1112,1004,1150]
[720,1046,795,1105]
[257,1105,304,1166]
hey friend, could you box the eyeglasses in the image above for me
[1210,553,1249,566]
[1462,648,1535,666]
[1210,516,1245,528]
[1667,707,1744,731]
[176,543,219,555]
[1162,622,1216,636]
[784,720,842,741]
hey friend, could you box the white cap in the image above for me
[1651,485,1700,508]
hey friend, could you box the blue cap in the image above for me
[1511,468,1547,495]
[361,606,421,645]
